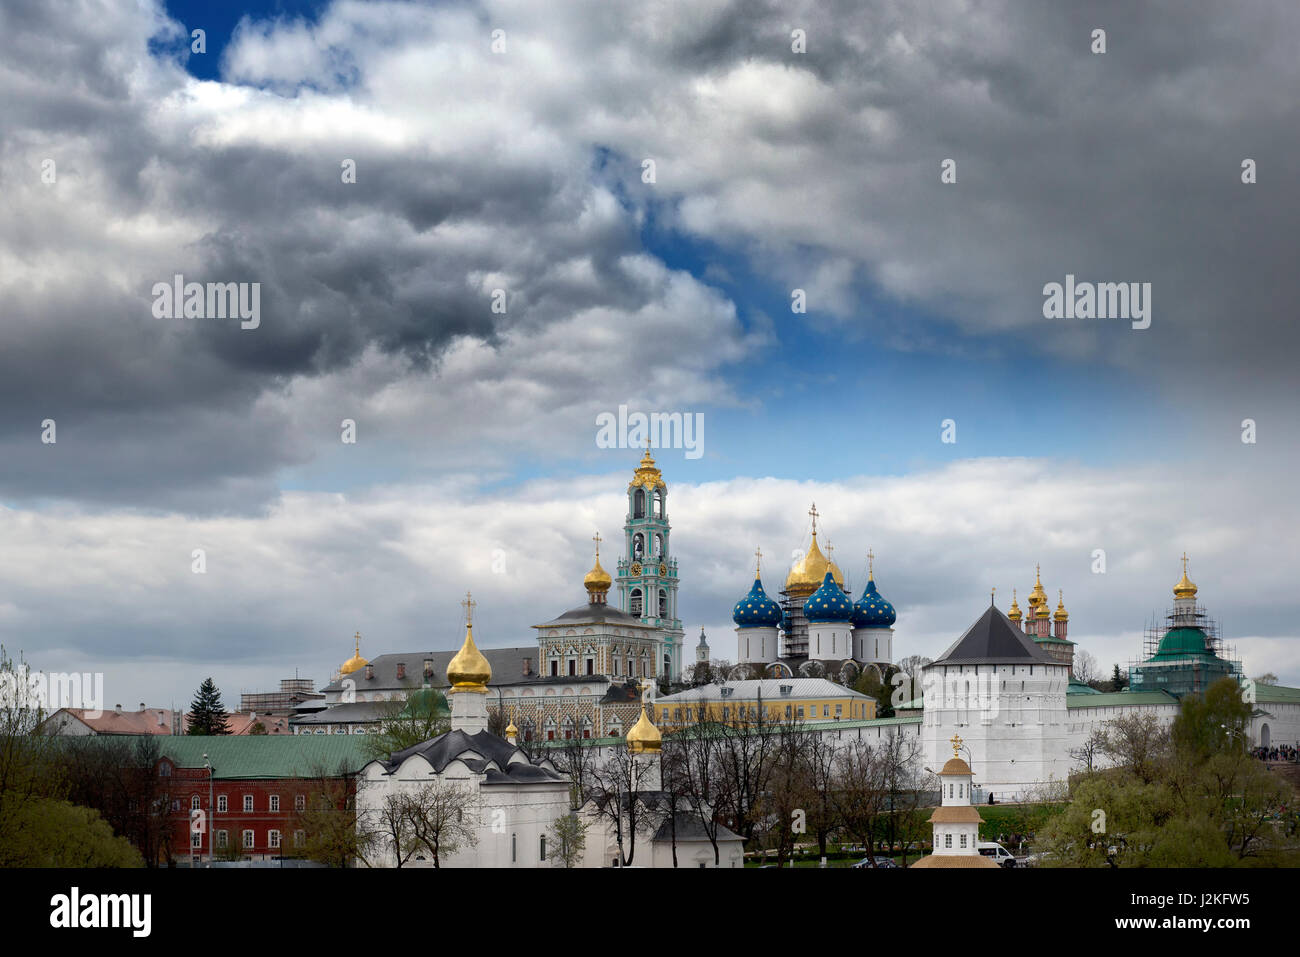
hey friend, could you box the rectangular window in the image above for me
[191,832,202,848]
[797,707,804,718]
[960,834,968,848]
[242,830,254,849]
[217,794,227,813]
[540,836,547,860]
[835,704,842,716]
[295,794,305,812]
[294,830,305,847]
[550,660,558,676]
[269,795,280,812]
[217,830,228,848]
[243,794,253,812]
[568,660,575,676]
[944,834,952,849]
[269,830,281,849]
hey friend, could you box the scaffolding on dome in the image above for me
[1127,603,1243,697]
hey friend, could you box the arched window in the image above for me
[653,533,663,557]
[658,589,667,618]
[630,588,643,617]
[633,533,644,560]
[653,489,664,519]
[633,489,646,519]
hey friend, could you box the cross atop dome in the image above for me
[951,733,963,758]
[461,590,476,626]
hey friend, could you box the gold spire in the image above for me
[1173,552,1198,600]
[339,631,369,676]
[754,546,763,577]
[628,441,665,491]
[867,548,875,582]
[447,592,491,692]
[627,705,662,754]
[1054,589,1069,622]
[1008,588,1022,622]
[1028,563,1048,609]
[783,503,844,595]
[583,531,612,596]
[950,733,963,759]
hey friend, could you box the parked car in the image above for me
[850,856,899,868]
[976,842,1016,867]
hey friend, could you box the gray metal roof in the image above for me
[321,646,543,693]
[929,605,1057,666]
[534,601,656,629]
[370,729,567,785]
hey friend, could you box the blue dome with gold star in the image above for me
[733,577,783,627]
[804,570,853,623]
[851,577,896,628]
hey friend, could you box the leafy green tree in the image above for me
[364,688,450,761]
[1,797,144,867]
[547,812,588,868]
[186,677,231,735]
[248,721,267,735]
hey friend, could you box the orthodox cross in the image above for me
[461,590,476,626]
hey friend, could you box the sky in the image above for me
[0,0,1297,712]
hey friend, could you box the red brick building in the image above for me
[153,736,372,865]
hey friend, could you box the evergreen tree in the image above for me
[186,677,231,735]
[1109,663,1128,693]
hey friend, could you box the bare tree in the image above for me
[1073,649,1100,685]
[362,785,420,868]
[588,745,654,867]
[400,778,481,868]
[1101,711,1170,784]
[1068,726,1108,774]
[294,761,374,867]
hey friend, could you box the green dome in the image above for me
[400,687,449,719]
[1153,626,1210,658]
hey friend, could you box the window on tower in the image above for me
[653,489,663,518]
[630,589,643,617]
[633,533,644,559]
[633,489,645,519]
[658,589,667,617]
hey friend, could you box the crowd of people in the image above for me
[1252,744,1299,762]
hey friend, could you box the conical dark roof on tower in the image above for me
[932,605,1056,665]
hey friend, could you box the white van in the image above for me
[976,842,1016,867]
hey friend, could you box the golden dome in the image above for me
[628,446,665,491]
[504,717,518,738]
[939,756,972,776]
[784,531,844,596]
[1053,590,1069,622]
[1008,589,1022,623]
[1173,553,1197,600]
[447,619,491,692]
[1028,563,1048,609]
[584,533,612,595]
[339,632,369,676]
[626,705,662,754]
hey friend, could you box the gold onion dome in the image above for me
[1054,590,1069,622]
[505,717,518,737]
[627,705,662,754]
[629,446,665,491]
[1173,553,1198,600]
[584,536,612,595]
[784,532,844,595]
[1028,564,1048,609]
[340,632,369,676]
[1008,590,1022,622]
[447,594,492,691]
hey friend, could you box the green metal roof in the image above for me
[1151,626,1212,659]
[1255,683,1300,704]
[1066,691,1178,709]
[145,736,374,779]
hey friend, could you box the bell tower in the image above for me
[616,445,683,681]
